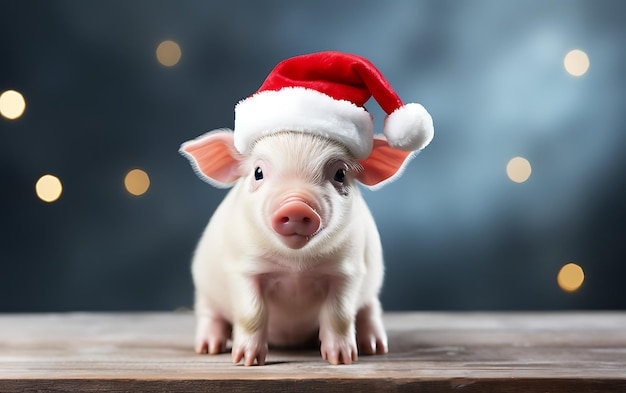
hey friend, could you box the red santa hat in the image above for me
[234,51,434,159]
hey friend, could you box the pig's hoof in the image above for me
[232,332,268,366]
[195,316,232,354]
[356,331,388,355]
[320,334,358,365]
[195,335,229,355]
[356,322,388,355]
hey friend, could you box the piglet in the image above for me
[179,50,433,366]
[180,130,416,366]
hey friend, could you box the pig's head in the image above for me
[180,129,415,256]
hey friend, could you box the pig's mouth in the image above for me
[278,232,317,250]
[271,197,322,250]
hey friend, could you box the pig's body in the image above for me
[192,176,384,347]
[186,131,389,366]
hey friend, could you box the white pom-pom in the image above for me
[383,103,434,151]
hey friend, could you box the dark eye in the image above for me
[254,167,263,181]
[333,168,346,183]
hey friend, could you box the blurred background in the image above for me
[1,0,625,312]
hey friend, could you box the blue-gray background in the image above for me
[1,0,625,312]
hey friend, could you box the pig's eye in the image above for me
[333,168,346,183]
[254,167,264,181]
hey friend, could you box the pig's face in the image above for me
[241,132,361,254]
[181,128,417,257]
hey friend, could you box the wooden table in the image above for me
[1,312,625,392]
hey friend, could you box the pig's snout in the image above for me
[271,198,321,249]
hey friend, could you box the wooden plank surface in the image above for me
[0,312,625,392]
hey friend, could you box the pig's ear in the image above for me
[356,135,418,190]
[179,129,242,188]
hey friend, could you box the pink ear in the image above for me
[179,129,242,188]
[357,136,417,190]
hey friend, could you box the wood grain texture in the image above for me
[1,312,625,392]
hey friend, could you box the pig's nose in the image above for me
[272,200,321,240]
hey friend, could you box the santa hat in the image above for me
[234,51,434,159]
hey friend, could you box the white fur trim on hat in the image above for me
[234,87,374,159]
[384,103,434,151]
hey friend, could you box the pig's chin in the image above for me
[277,234,312,250]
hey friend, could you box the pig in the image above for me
[180,129,417,366]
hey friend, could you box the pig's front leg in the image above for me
[355,298,388,355]
[194,295,232,355]
[319,276,360,365]
[230,274,268,366]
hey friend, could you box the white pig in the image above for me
[180,129,416,366]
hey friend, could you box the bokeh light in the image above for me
[125,169,150,196]
[35,174,63,203]
[557,263,585,292]
[156,40,181,67]
[506,157,532,183]
[0,90,26,120]
[564,49,590,77]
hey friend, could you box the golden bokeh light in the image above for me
[557,263,585,292]
[0,90,26,120]
[36,174,63,203]
[506,157,532,183]
[156,40,182,67]
[564,49,590,77]
[125,169,150,196]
